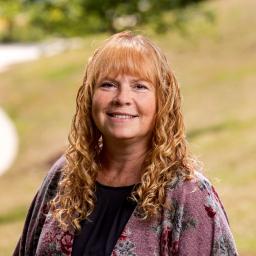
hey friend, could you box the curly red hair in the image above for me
[51,31,198,230]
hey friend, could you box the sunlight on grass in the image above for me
[0,206,27,225]
[0,221,24,256]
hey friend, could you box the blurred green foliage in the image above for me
[0,0,209,42]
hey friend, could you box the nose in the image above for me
[111,86,132,106]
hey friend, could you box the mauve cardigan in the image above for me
[13,156,238,256]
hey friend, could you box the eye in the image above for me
[100,82,116,89]
[134,83,148,90]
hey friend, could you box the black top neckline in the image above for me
[95,181,135,191]
[72,180,137,256]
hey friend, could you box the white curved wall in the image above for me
[0,108,19,175]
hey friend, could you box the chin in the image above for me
[104,128,136,138]
[110,134,136,140]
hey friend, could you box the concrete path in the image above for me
[0,38,82,72]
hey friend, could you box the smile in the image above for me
[107,112,138,119]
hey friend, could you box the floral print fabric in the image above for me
[13,157,238,256]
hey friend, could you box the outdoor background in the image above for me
[0,0,255,255]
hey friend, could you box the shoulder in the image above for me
[46,155,66,181]
[167,170,217,199]
[165,170,227,221]
[163,171,238,255]
[30,155,66,227]
[41,155,66,187]
[35,155,66,206]
[13,155,67,255]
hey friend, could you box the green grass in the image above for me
[0,206,28,225]
[0,0,256,254]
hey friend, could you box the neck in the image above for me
[97,138,150,186]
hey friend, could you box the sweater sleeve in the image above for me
[12,156,65,256]
[168,172,238,256]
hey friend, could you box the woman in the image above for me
[14,31,238,256]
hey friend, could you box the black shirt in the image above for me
[72,182,136,256]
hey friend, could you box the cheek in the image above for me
[91,92,112,128]
[92,93,105,114]
[143,95,157,118]
[91,94,103,124]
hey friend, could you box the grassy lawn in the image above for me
[0,0,255,255]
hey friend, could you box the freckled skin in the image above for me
[92,74,156,145]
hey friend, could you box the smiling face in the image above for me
[92,74,156,144]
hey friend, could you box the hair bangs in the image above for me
[92,45,157,85]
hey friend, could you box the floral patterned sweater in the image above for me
[13,156,238,256]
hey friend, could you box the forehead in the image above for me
[92,44,158,85]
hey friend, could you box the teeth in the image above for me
[110,114,135,119]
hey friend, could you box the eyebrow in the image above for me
[100,77,151,84]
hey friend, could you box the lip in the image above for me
[106,111,139,117]
[106,111,139,122]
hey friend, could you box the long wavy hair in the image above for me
[51,31,198,231]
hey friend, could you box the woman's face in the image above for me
[92,74,156,144]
